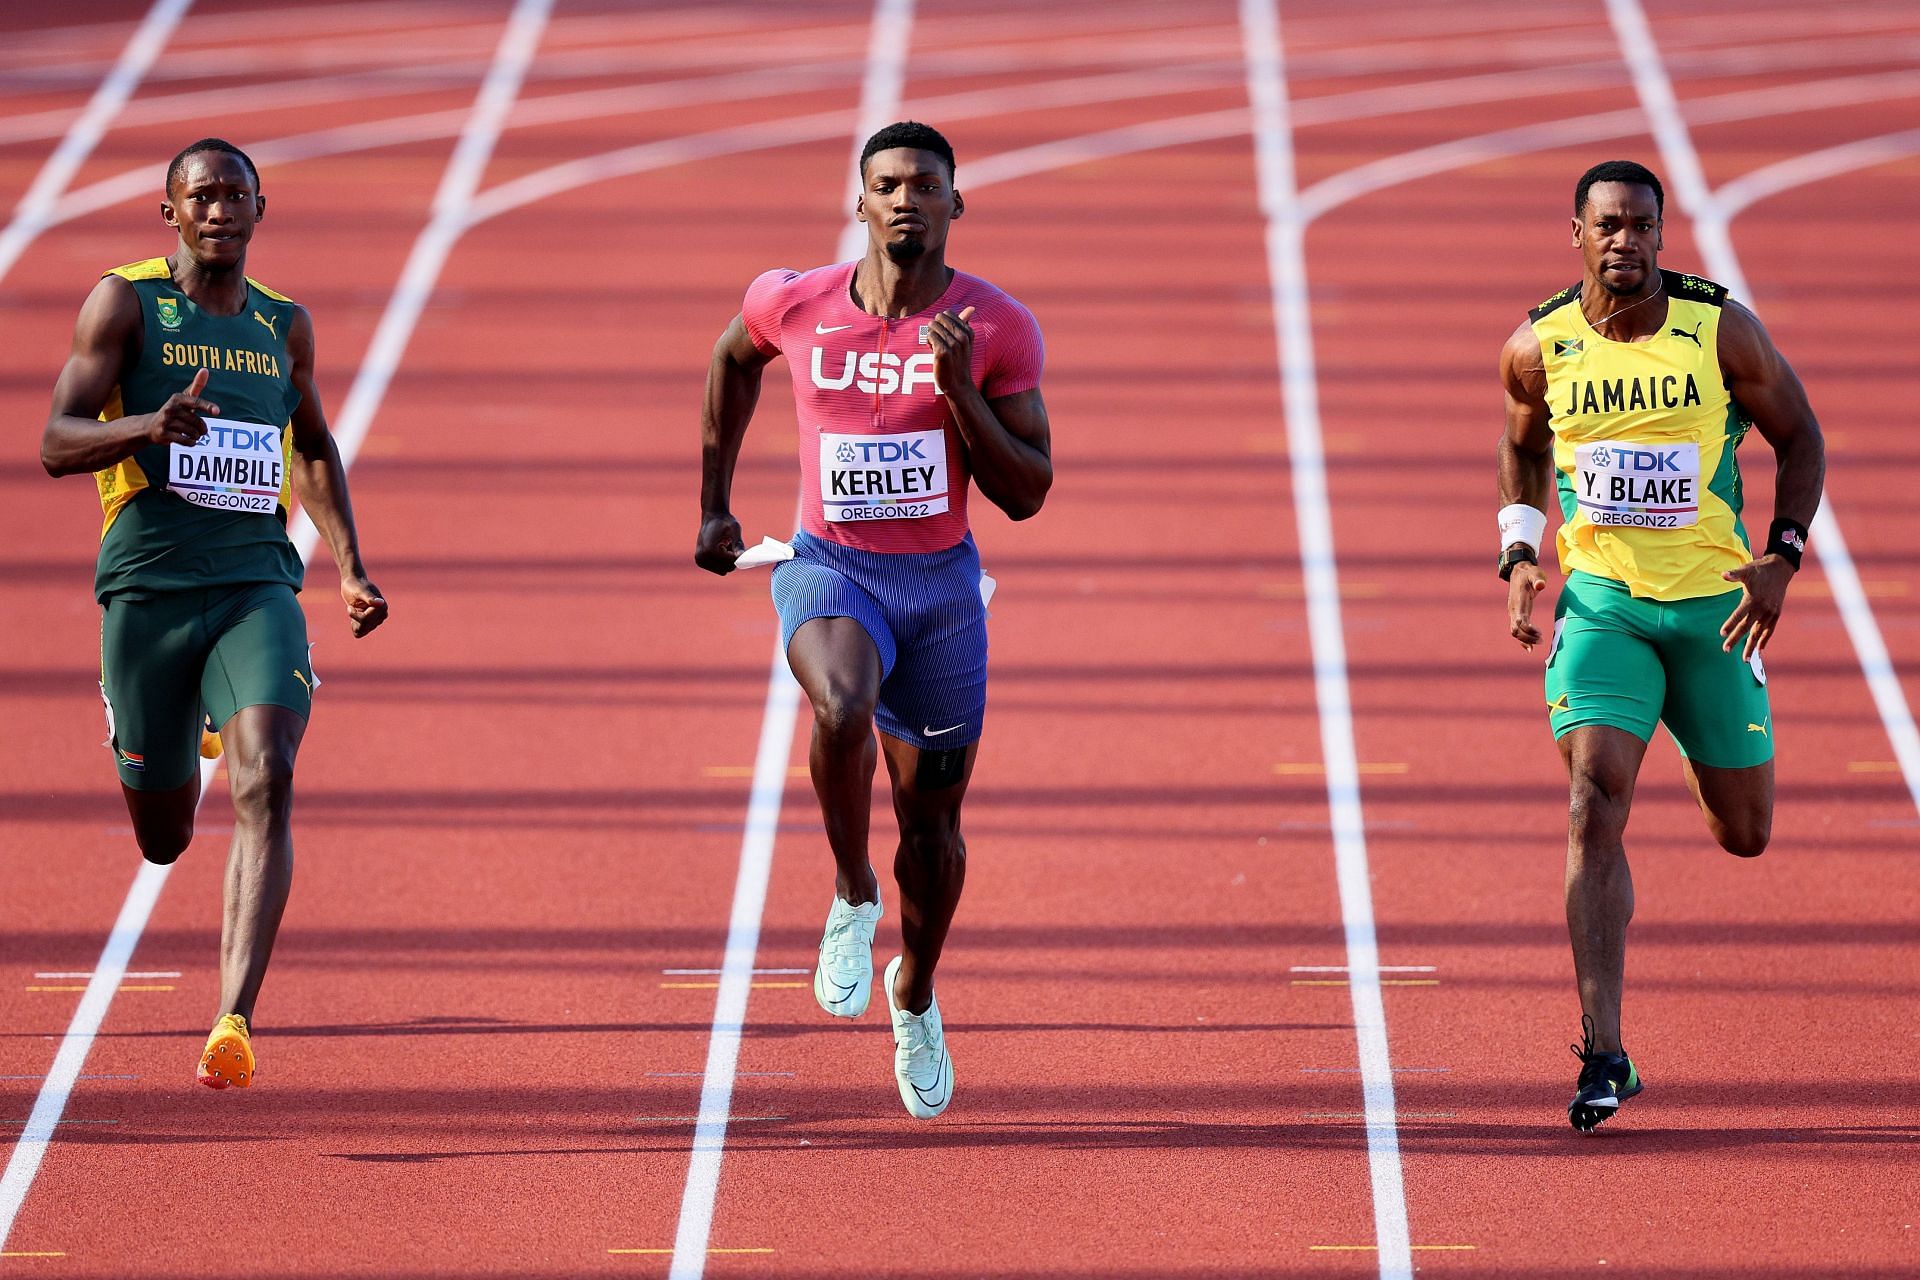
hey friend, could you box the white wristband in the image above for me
[1498,504,1547,554]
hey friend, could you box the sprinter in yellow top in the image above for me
[1496,161,1825,1133]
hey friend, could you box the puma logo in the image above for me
[253,310,278,340]
[1747,721,1768,736]
[292,668,312,693]
[1670,321,1703,347]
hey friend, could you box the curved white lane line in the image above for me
[464,62,1235,227]
[0,0,193,286]
[47,61,869,235]
[1241,2,1411,1277]
[0,0,555,1255]
[1608,0,1920,817]
[1716,127,1920,219]
[289,0,553,557]
[665,14,912,1276]
[1302,68,1920,222]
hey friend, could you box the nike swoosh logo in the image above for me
[815,322,853,334]
[923,724,963,737]
[911,1053,950,1105]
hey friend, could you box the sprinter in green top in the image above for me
[41,138,388,1090]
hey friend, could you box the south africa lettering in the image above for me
[158,341,284,380]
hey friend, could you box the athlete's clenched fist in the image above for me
[695,511,745,575]
[927,305,976,396]
[145,366,218,447]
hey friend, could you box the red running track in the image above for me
[0,1,1915,1277]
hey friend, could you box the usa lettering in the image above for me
[811,347,941,395]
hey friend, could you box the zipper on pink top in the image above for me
[873,317,888,427]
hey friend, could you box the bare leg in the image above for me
[121,777,200,866]
[786,618,885,904]
[1559,725,1648,1055]
[880,735,977,1015]
[1681,757,1773,857]
[216,704,305,1025]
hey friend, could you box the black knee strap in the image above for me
[915,745,968,791]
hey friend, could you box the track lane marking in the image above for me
[1241,2,1410,1276]
[0,0,192,284]
[664,5,911,1278]
[1606,0,1920,820]
[0,0,554,1254]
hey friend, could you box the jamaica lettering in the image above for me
[1561,373,1700,418]
[167,417,284,515]
[158,341,283,380]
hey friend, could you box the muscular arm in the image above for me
[1498,321,1555,512]
[695,314,775,574]
[1712,299,1826,657]
[1719,300,1824,530]
[42,276,211,475]
[285,306,387,636]
[1498,321,1555,647]
[927,307,1051,521]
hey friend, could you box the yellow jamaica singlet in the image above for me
[1529,269,1753,601]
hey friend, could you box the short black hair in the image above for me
[859,121,954,181]
[1575,160,1662,218]
[166,138,259,196]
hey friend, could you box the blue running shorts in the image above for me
[772,530,989,750]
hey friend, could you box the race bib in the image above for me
[820,429,948,522]
[168,416,284,514]
[1573,440,1699,528]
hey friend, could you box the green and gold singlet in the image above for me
[1529,269,1753,601]
[92,258,303,601]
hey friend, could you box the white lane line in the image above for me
[1240,3,1410,1278]
[0,1,553,1255]
[1607,0,1920,818]
[289,0,553,559]
[0,859,174,1251]
[666,7,912,1276]
[1715,127,1920,220]
[0,0,193,286]
[48,62,865,234]
[465,62,1232,226]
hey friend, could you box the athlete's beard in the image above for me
[884,237,927,263]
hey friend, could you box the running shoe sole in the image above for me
[196,1015,254,1090]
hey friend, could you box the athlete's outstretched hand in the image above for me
[342,574,388,637]
[1720,556,1793,659]
[695,512,744,575]
[1508,560,1548,651]
[927,305,977,396]
[144,367,217,446]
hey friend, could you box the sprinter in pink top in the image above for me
[696,122,1052,1119]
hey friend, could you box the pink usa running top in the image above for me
[742,261,1044,553]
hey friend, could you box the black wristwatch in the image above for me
[1498,545,1538,581]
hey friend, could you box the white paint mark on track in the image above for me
[1240,2,1411,1277]
[0,0,193,285]
[665,7,913,1276]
